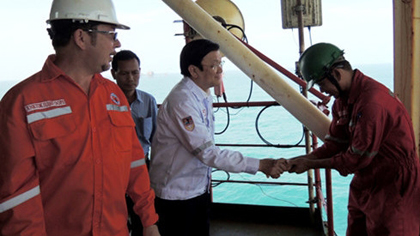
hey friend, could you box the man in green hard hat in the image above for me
[287,42,420,235]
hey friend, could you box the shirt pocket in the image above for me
[29,114,77,167]
[108,111,135,153]
[335,115,351,137]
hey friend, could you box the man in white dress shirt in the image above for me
[149,39,286,236]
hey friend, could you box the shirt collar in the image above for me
[134,89,144,103]
[40,55,65,82]
[347,69,364,105]
[40,54,106,85]
[183,76,212,100]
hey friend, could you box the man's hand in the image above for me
[143,224,160,236]
[259,158,289,178]
[287,156,311,174]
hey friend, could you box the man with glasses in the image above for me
[287,42,420,235]
[0,0,159,235]
[85,29,119,41]
[149,39,286,236]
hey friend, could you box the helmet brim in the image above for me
[46,18,130,30]
[306,79,316,91]
[114,22,130,30]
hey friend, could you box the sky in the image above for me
[0,0,393,82]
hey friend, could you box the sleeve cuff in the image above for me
[244,157,260,174]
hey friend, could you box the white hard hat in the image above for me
[47,0,130,29]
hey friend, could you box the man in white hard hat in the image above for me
[0,0,160,235]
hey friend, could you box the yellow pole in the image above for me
[394,0,420,156]
[162,0,331,140]
[412,0,420,156]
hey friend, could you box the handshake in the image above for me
[259,156,311,178]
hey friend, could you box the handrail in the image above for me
[325,169,334,236]
[212,179,309,186]
[213,101,279,107]
[217,143,306,148]
[211,99,334,235]
[241,39,334,235]
[313,134,334,236]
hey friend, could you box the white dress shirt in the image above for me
[149,77,259,200]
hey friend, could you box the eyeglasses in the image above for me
[201,60,224,71]
[315,77,327,89]
[85,29,118,41]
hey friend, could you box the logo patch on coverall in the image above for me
[25,99,66,112]
[182,116,195,131]
[110,93,120,105]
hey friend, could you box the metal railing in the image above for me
[211,100,334,236]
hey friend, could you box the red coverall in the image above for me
[312,70,420,235]
[0,55,158,236]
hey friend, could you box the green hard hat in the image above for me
[298,43,344,89]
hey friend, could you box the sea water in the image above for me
[0,63,393,236]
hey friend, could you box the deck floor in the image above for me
[210,203,325,236]
[211,219,324,236]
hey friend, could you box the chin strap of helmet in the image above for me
[326,72,343,97]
